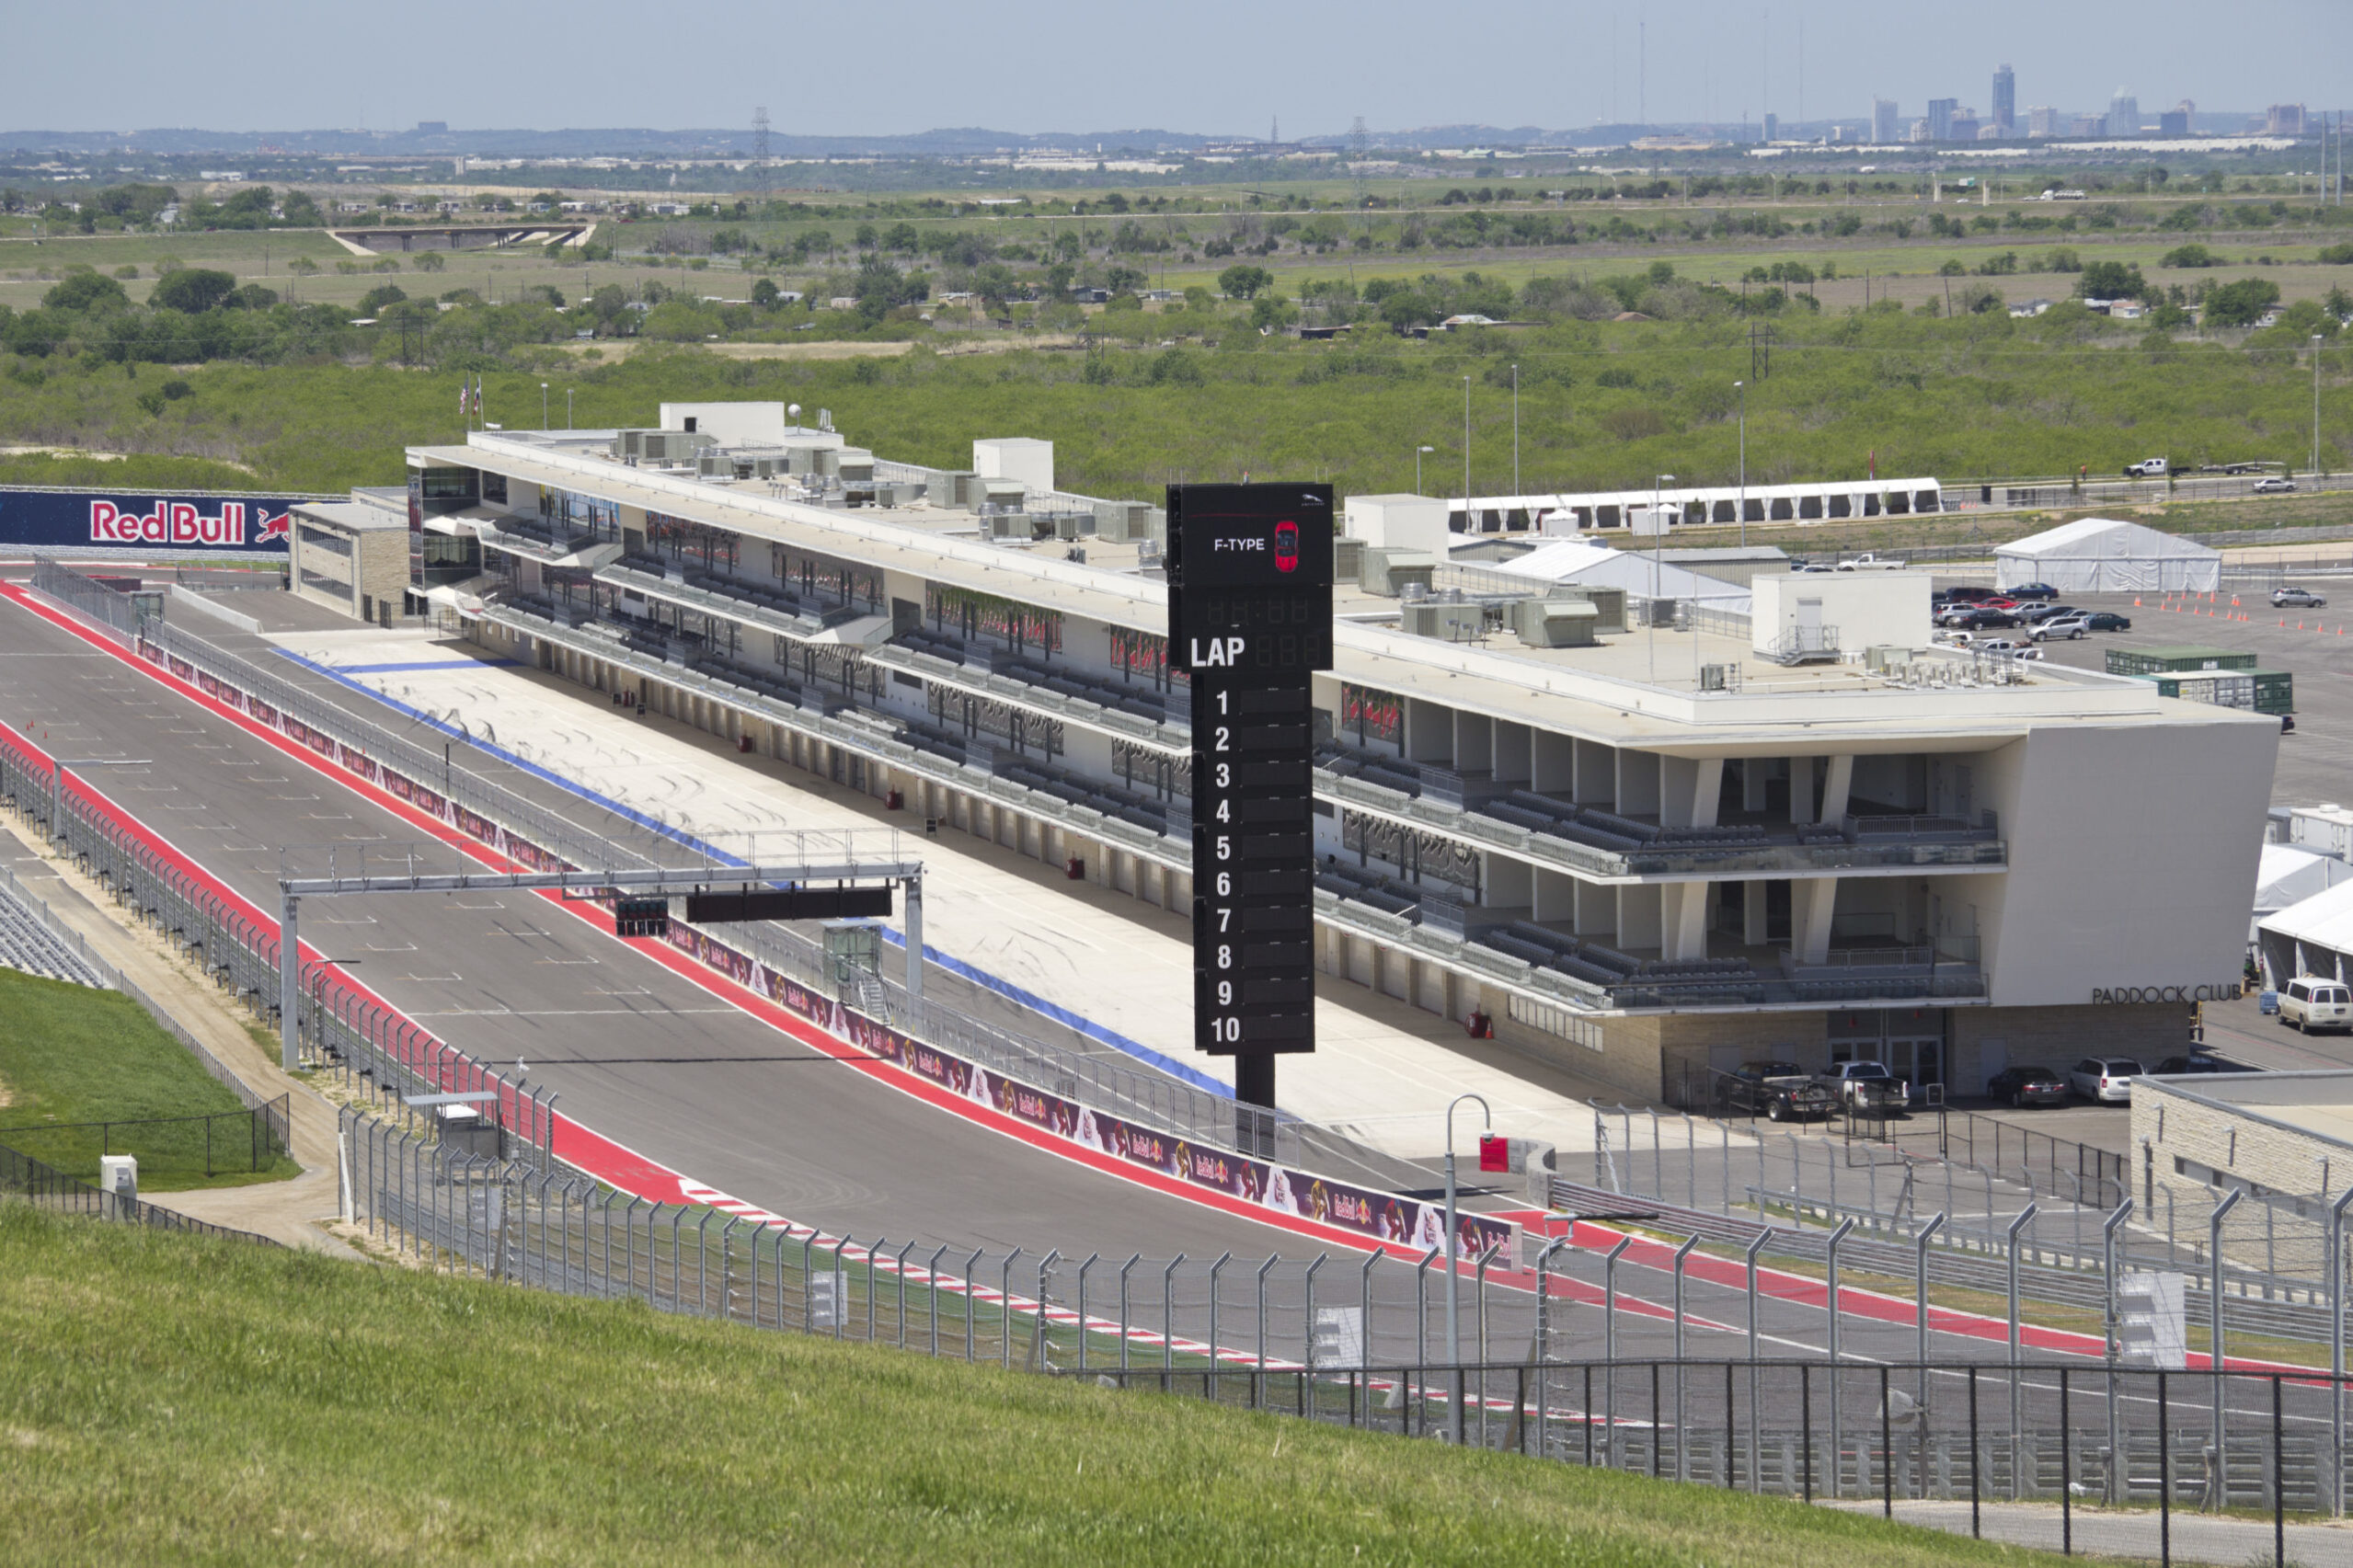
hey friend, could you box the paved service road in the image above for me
[0,592,1361,1267]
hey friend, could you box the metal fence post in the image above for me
[1119,1253,1141,1373]
[1826,1217,1855,1500]
[1301,1253,1327,1384]
[1208,1253,1232,1386]
[1075,1253,1098,1371]
[2105,1196,2137,1507]
[1915,1211,1946,1412]
[1163,1253,1185,1371]
[1032,1251,1059,1371]
[2006,1202,2039,1500]
[1672,1234,1698,1482]
[1360,1251,1380,1376]
[2210,1187,2243,1492]
[1255,1255,1277,1396]
[1000,1247,1023,1367]
[1416,1247,1439,1366]
[965,1248,984,1361]
[896,1239,918,1348]
[1603,1234,1634,1367]
[2329,1186,2353,1517]
[927,1244,949,1357]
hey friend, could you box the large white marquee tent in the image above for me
[1994,517,2221,594]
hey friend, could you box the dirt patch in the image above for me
[0,1074,14,1110]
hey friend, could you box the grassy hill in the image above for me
[0,1205,2063,1567]
[0,967,293,1191]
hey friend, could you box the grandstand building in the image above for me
[393,405,2274,1101]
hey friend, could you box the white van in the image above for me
[2279,976,2353,1033]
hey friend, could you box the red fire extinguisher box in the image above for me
[1478,1133,1509,1173]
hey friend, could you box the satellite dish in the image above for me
[787,403,802,419]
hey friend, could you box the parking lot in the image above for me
[1934,581,2353,807]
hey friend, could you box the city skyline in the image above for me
[5,0,2348,138]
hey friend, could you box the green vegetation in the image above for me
[0,1204,2059,1567]
[2,293,2346,501]
[0,968,293,1191]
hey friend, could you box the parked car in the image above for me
[2082,612,2133,631]
[2016,602,2078,624]
[1942,607,2023,630]
[2068,1056,2144,1104]
[2278,976,2353,1033]
[1817,1060,1911,1113]
[1724,1060,1837,1122]
[1986,1065,2071,1107]
[2004,583,2060,601]
[1934,586,2003,605]
[2254,476,2298,495]
[2031,615,2092,641]
[1972,637,2043,659]
[2150,1054,2261,1075]
[2273,586,2328,609]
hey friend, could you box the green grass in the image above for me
[0,1204,2066,1568]
[0,967,293,1192]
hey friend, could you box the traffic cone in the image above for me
[2232,597,2242,607]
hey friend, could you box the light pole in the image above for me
[1735,381,1748,546]
[1443,1093,1491,1369]
[567,388,574,430]
[540,382,549,431]
[1511,362,1521,498]
[1416,444,1435,495]
[1650,473,1676,681]
[1463,374,1472,514]
[2318,335,2328,477]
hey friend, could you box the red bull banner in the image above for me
[1,488,312,555]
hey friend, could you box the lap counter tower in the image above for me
[1167,484,1335,1147]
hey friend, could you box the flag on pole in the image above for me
[458,380,467,418]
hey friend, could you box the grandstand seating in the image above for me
[0,884,109,989]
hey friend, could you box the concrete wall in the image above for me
[1988,715,2275,1009]
[2131,1073,2353,1207]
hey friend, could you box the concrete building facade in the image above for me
[396,408,2278,1105]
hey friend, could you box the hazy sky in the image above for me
[10,0,2349,138]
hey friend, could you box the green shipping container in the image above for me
[2141,668,2293,715]
[2106,645,2261,677]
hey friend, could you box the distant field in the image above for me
[0,1204,2063,1568]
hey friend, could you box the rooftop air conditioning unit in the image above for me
[1402,600,1487,641]
[1514,599,1601,648]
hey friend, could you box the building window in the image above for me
[297,524,353,557]
[1508,994,1602,1051]
[1341,682,1403,747]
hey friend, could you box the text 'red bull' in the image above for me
[87,499,287,547]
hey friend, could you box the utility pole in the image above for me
[1511,363,1521,497]
[1736,381,1748,546]
[1463,375,1472,512]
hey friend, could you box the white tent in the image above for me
[1994,517,2220,594]
[1481,539,1753,614]
[2257,877,2353,987]
[2253,844,2353,941]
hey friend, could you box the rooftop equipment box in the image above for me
[972,438,1054,497]
[1344,493,1451,554]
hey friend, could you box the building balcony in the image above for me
[1315,747,2005,882]
[867,630,1190,757]
[477,518,622,569]
[476,600,1189,868]
[1314,861,1986,1012]
[593,560,879,645]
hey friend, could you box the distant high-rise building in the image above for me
[1872,97,1900,143]
[2159,109,2189,136]
[1927,97,1958,141]
[2108,90,2141,137]
[2268,103,2307,136]
[1991,64,2016,134]
[2072,114,2107,138]
[2027,105,2059,139]
[1762,112,1779,143]
[1950,110,1981,142]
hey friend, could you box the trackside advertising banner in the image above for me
[132,635,1515,1262]
[0,489,302,554]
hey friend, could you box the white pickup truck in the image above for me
[2123,457,2172,478]
[1836,553,1908,571]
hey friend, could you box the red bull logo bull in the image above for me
[88,499,282,547]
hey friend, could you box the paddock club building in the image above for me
[393,406,2276,1104]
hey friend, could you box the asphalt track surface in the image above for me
[9,585,2341,1399]
[0,588,1339,1267]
